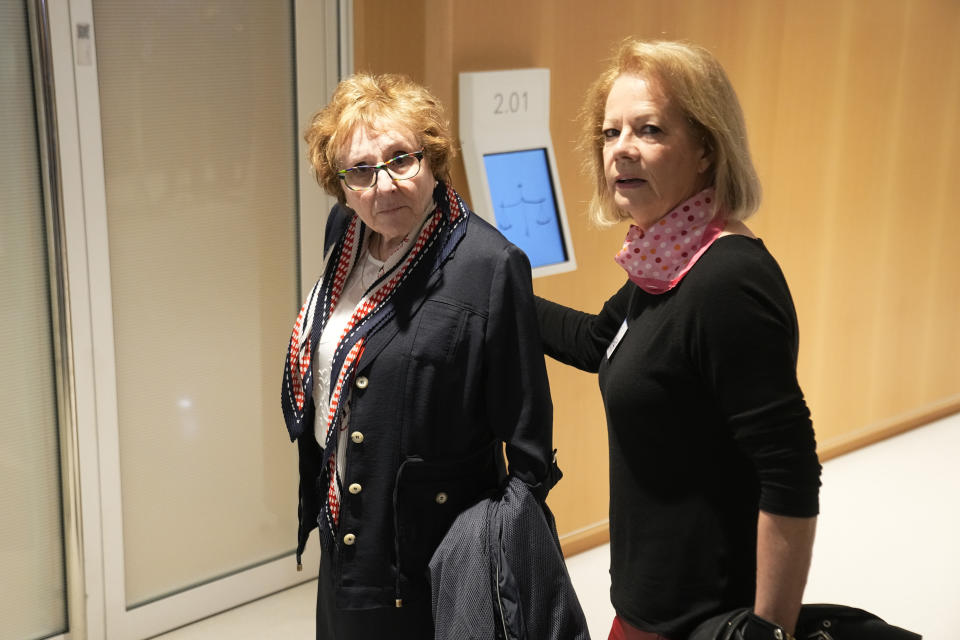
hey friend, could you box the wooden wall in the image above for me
[352,0,960,552]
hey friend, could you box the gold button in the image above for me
[348,483,362,495]
[343,533,356,546]
[435,492,448,505]
[350,431,364,444]
[355,375,369,389]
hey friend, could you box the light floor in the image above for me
[155,413,958,639]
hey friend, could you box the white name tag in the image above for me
[606,319,628,360]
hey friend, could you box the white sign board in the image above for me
[459,69,576,278]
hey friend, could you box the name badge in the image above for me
[606,319,628,360]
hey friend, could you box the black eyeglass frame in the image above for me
[337,150,425,191]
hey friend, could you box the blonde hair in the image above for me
[304,73,455,203]
[579,38,761,226]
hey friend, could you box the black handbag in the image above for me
[688,604,921,640]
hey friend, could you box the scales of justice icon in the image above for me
[494,181,553,237]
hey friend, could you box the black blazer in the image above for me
[295,197,556,610]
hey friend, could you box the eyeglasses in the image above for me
[337,151,424,191]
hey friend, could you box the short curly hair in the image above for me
[580,38,761,226]
[304,73,456,203]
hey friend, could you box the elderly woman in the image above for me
[281,73,557,639]
[536,39,822,640]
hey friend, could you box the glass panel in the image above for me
[91,0,300,606]
[0,0,69,638]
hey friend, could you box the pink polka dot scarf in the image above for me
[614,187,725,294]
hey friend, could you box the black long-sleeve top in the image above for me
[537,235,821,638]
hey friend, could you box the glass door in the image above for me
[60,0,340,637]
[0,1,69,639]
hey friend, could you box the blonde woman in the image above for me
[536,40,821,640]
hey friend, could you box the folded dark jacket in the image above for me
[429,476,591,640]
